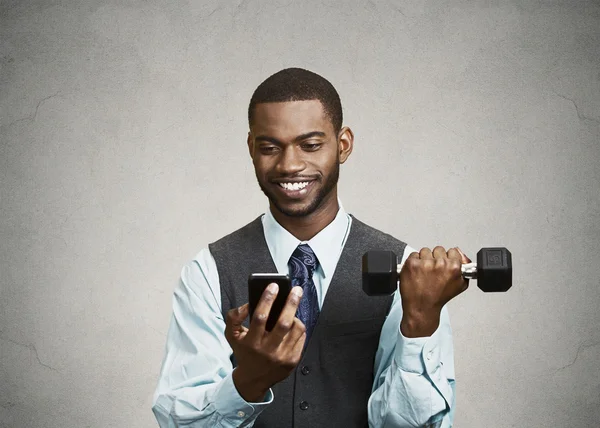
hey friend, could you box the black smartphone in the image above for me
[248,273,292,331]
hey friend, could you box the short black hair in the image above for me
[248,67,343,134]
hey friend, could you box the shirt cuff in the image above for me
[212,372,274,423]
[394,323,442,374]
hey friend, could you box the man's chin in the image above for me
[270,198,319,218]
[273,203,311,218]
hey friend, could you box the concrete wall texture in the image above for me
[1,0,599,427]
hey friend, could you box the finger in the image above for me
[225,304,249,341]
[432,246,447,259]
[419,247,433,259]
[447,248,470,291]
[290,331,307,360]
[407,251,420,260]
[455,247,472,264]
[281,318,307,349]
[266,286,303,347]
[225,304,248,330]
[447,247,462,262]
[246,283,278,343]
[237,303,249,318]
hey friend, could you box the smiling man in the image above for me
[152,68,469,427]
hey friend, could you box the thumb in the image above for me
[455,248,471,292]
[225,304,249,339]
[455,247,472,264]
[230,303,249,325]
[236,303,249,320]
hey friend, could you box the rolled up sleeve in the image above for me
[368,246,456,428]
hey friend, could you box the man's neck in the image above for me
[270,196,339,242]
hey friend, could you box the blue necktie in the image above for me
[288,244,320,345]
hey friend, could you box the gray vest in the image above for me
[209,215,407,428]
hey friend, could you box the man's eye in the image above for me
[302,143,322,151]
[259,146,278,154]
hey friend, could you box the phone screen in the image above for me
[248,273,292,331]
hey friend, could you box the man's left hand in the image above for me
[399,246,471,338]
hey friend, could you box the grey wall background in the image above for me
[1,0,599,427]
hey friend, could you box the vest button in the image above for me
[299,400,309,410]
[301,366,310,375]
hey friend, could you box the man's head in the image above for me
[248,68,343,134]
[246,68,353,219]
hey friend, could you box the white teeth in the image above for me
[279,181,309,191]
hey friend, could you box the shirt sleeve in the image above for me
[368,245,456,428]
[152,248,274,427]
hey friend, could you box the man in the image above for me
[152,68,470,427]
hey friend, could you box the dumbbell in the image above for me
[362,247,512,295]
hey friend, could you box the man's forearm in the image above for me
[400,309,441,338]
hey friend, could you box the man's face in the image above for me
[248,100,347,218]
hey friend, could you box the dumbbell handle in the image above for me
[395,262,478,279]
[461,262,478,279]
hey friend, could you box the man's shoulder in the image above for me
[208,215,264,251]
[349,215,408,249]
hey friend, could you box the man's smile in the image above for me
[271,179,317,198]
[278,181,310,191]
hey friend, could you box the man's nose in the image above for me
[276,146,305,175]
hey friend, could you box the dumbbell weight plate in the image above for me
[476,248,512,292]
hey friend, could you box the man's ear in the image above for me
[247,132,254,159]
[338,126,354,164]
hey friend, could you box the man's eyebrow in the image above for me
[254,131,326,144]
[294,131,326,141]
[254,135,282,145]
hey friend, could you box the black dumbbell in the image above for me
[362,247,512,296]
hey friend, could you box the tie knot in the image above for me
[289,244,318,277]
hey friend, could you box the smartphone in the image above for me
[248,273,292,331]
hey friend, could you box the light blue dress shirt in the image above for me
[152,203,455,427]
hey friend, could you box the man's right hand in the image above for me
[225,283,306,402]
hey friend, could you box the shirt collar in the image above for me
[262,201,351,279]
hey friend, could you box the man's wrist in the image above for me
[400,309,440,338]
[232,367,270,403]
[212,373,273,423]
